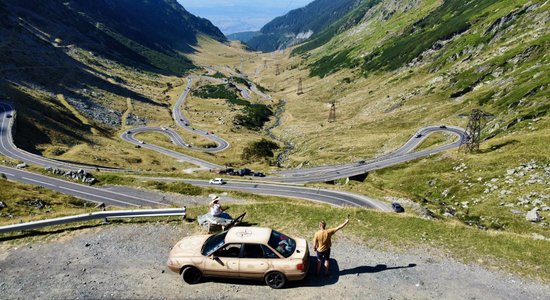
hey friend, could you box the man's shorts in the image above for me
[316,248,331,261]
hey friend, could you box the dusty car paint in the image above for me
[167,227,309,287]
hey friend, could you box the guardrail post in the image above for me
[182,206,187,223]
[95,202,109,224]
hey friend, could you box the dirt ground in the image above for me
[0,223,549,300]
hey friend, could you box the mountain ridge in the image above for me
[246,0,360,52]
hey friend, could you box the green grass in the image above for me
[0,176,97,225]
[144,181,203,196]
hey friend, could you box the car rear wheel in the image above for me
[182,266,202,284]
[265,271,286,289]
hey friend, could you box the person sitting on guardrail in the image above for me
[209,196,231,219]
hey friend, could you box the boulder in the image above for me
[526,208,541,222]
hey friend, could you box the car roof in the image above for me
[225,227,272,244]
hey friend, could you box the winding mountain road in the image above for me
[0,66,467,211]
[0,102,122,172]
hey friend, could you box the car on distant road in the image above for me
[415,133,422,138]
[167,226,309,289]
[357,160,366,165]
[252,172,265,177]
[439,125,447,129]
[391,203,405,213]
[238,168,252,176]
[138,140,145,144]
[126,130,132,134]
[161,127,168,131]
[209,178,225,185]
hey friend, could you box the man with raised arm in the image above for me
[313,216,349,277]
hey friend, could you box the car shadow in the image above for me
[197,257,417,289]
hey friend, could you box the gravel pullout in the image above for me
[0,224,548,299]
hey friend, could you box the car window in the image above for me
[214,243,242,258]
[242,244,265,259]
[202,231,228,256]
[260,245,279,259]
[268,230,296,258]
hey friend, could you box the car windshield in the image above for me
[268,230,296,258]
[201,231,228,256]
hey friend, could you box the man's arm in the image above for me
[313,235,318,251]
[334,217,349,231]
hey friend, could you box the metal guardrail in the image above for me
[0,208,187,234]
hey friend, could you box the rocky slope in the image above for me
[0,0,225,154]
[255,0,549,234]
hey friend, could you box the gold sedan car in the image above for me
[167,227,310,289]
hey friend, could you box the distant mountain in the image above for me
[0,0,225,77]
[227,31,261,44]
[0,0,226,152]
[246,0,360,52]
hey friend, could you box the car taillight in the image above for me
[296,263,304,271]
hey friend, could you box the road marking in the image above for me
[59,186,139,207]
[22,177,56,187]
[96,188,166,206]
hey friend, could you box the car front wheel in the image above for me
[182,266,202,284]
[265,271,286,289]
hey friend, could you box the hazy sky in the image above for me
[178,0,314,35]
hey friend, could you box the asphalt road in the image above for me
[269,126,467,183]
[0,165,165,207]
[139,177,391,210]
[0,102,122,172]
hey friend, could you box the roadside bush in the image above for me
[241,139,279,162]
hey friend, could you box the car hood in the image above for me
[169,234,210,257]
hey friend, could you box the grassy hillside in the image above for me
[235,0,550,236]
[0,0,228,170]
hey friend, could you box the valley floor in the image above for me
[1,223,548,299]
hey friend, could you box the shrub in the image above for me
[234,104,273,130]
[241,139,279,162]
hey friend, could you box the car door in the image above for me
[203,243,241,278]
[238,243,271,279]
